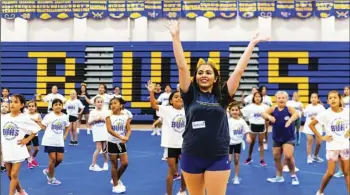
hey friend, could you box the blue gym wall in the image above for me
[1,42,349,122]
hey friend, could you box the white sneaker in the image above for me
[87,129,91,135]
[103,163,109,171]
[176,191,187,195]
[15,190,28,195]
[307,156,313,164]
[283,165,299,172]
[313,155,324,163]
[316,190,324,195]
[112,185,126,193]
[89,165,103,172]
[156,129,161,136]
[291,176,299,185]
[232,177,240,184]
[267,176,285,183]
[151,131,156,136]
[263,143,268,150]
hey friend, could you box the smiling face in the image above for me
[195,64,218,91]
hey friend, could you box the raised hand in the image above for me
[251,32,271,44]
[145,80,155,92]
[165,20,180,38]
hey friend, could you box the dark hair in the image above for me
[1,88,10,97]
[114,86,120,90]
[258,85,267,93]
[11,94,26,113]
[328,90,343,107]
[168,91,180,106]
[310,92,322,105]
[252,91,263,104]
[227,101,242,117]
[99,84,108,93]
[193,62,232,107]
[78,84,90,98]
[52,98,64,107]
[109,97,126,110]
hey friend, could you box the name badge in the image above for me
[192,121,206,129]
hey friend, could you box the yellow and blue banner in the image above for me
[36,1,73,20]
[1,1,348,20]
[334,0,349,19]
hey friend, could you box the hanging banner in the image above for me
[36,1,73,20]
[162,1,182,19]
[144,1,162,19]
[88,0,108,19]
[218,1,237,19]
[238,1,257,19]
[182,1,201,19]
[334,0,349,19]
[2,1,18,20]
[17,1,36,20]
[314,2,334,18]
[295,1,314,19]
[257,1,276,18]
[72,0,90,19]
[276,1,295,19]
[127,1,146,19]
[108,0,126,19]
[200,0,219,19]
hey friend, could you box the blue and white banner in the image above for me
[1,0,346,20]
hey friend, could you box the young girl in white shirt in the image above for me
[287,92,304,145]
[106,97,131,194]
[147,80,187,195]
[39,98,70,185]
[242,92,269,167]
[64,90,84,146]
[228,102,251,184]
[303,93,326,164]
[259,85,272,151]
[1,101,10,172]
[1,94,41,195]
[88,96,109,172]
[24,100,42,169]
[309,90,350,195]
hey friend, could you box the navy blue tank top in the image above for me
[271,106,295,143]
[181,83,230,158]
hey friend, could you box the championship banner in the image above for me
[1,0,18,20]
[314,2,334,18]
[126,1,146,19]
[17,1,36,20]
[36,1,73,20]
[182,1,202,19]
[108,0,126,19]
[238,1,257,19]
[162,1,182,19]
[144,0,162,19]
[257,1,276,18]
[200,0,219,19]
[88,0,108,19]
[276,0,295,19]
[334,0,349,19]
[295,1,314,19]
[218,1,237,19]
[73,0,90,19]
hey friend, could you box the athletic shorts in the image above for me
[326,149,350,161]
[168,148,181,158]
[24,134,39,147]
[69,115,78,122]
[44,146,64,153]
[181,153,230,174]
[107,142,127,155]
[273,140,295,147]
[250,124,265,134]
[229,144,242,154]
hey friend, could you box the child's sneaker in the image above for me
[28,162,34,169]
[267,176,284,183]
[31,159,39,167]
[48,178,61,185]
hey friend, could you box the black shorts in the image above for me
[273,140,295,148]
[69,115,78,122]
[24,134,40,146]
[250,124,265,134]
[229,143,242,154]
[168,148,181,158]
[44,146,64,153]
[107,142,127,155]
